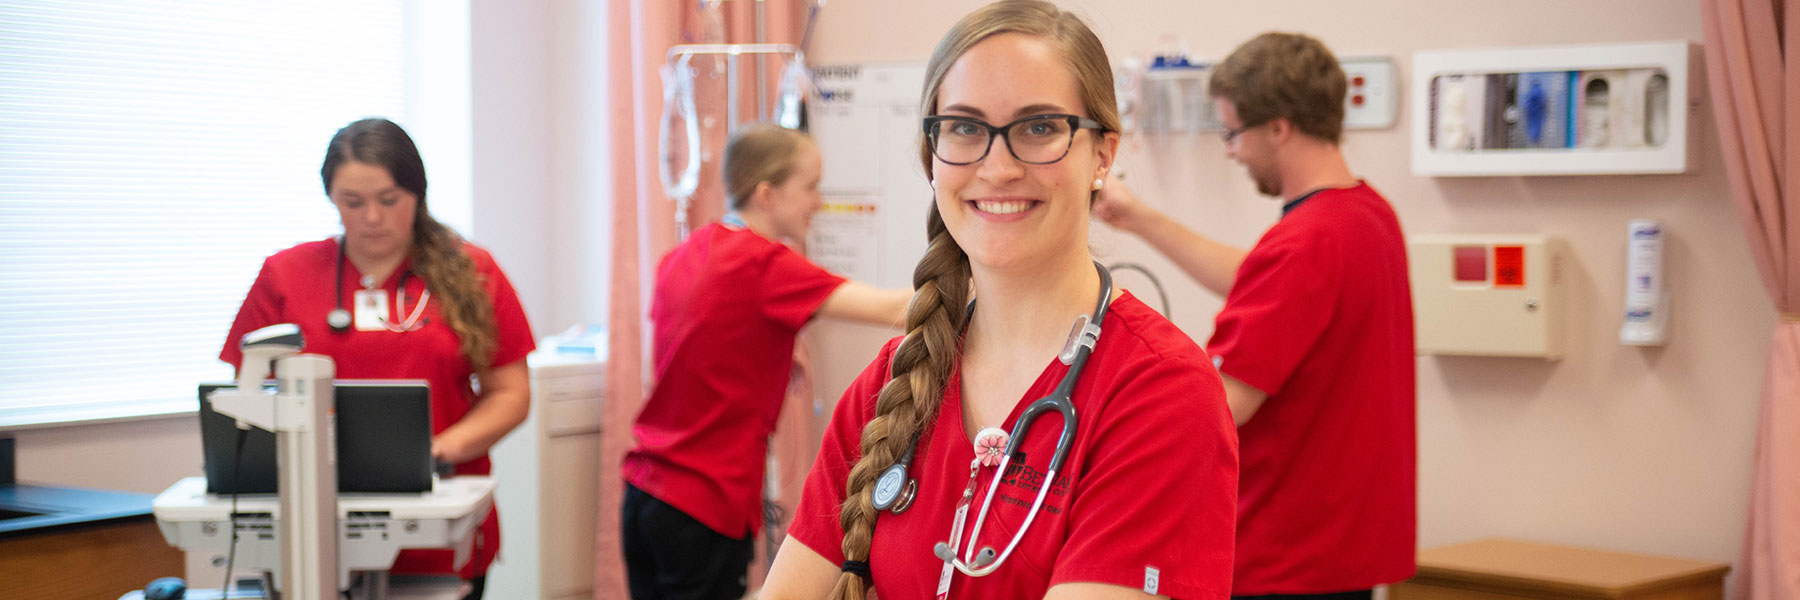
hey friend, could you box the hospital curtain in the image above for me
[1701,0,1800,598]
[600,1,809,597]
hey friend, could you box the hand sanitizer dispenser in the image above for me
[1620,219,1669,346]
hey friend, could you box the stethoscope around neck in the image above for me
[325,237,430,333]
[868,261,1113,578]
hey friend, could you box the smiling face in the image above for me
[329,160,417,264]
[929,32,1115,274]
[765,141,824,242]
[1216,98,1282,198]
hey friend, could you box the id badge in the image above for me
[353,288,389,331]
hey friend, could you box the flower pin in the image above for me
[973,427,1010,468]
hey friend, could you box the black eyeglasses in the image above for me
[923,114,1105,166]
[1221,121,1265,144]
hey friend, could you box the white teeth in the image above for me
[974,200,1031,215]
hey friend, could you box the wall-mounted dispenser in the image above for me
[1412,41,1695,176]
[1620,219,1669,346]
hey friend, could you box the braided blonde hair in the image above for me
[828,2,1119,597]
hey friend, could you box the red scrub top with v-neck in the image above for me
[220,237,536,577]
[788,293,1238,599]
[623,222,848,539]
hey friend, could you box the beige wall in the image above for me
[800,0,1766,578]
[13,416,200,495]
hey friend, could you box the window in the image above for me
[0,0,470,427]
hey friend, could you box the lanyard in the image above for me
[936,427,1010,599]
[936,457,984,599]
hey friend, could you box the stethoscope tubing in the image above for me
[936,261,1112,578]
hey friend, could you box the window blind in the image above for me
[0,0,418,427]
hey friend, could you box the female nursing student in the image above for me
[220,118,534,600]
[760,2,1238,599]
[620,123,912,600]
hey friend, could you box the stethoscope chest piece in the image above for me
[872,462,918,513]
[327,308,352,332]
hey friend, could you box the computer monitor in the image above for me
[198,380,434,495]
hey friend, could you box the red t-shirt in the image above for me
[789,293,1237,599]
[1208,182,1416,595]
[220,237,537,577]
[623,223,848,539]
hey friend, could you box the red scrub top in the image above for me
[789,293,1238,599]
[220,237,536,577]
[1208,182,1416,595]
[623,222,848,539]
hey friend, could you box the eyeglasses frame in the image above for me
[922,113,1107,166]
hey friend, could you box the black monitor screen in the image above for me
[198,380,433,495]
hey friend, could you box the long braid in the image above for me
[823,2,1118,594]
[830,205,970,599]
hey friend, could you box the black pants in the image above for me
[461,576,485,600]
[1234,590,1374,600]
[622,483,755,600]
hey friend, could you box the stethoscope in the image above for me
[326,237,430,333]
[869,261,1112,580]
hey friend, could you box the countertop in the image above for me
[0,483,157,537]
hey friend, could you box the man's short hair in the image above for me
[1209,32,1346,144]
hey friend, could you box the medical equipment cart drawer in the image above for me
[1391,538,1728,600]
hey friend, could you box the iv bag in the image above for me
[772,56,812,130]
[659,54,701,203]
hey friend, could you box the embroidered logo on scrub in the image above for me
[995,450,1073,514]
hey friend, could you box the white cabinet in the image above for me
[1411,41,1697,176]
[486,352,605,599]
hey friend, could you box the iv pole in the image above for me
[661,42,803,240]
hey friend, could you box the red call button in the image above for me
[1493,245,1525,287]
[1453,246,1487,282]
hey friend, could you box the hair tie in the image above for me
[840,560,872,581]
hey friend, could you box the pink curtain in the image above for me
[1702,1,1800,599]
[599,1,809,597]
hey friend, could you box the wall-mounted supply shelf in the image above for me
[1411,41,1696,176]
[1126,55,1398,134]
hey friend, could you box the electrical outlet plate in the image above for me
[1342,56,1399,130]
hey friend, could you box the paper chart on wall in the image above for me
[809,198,880,281]
[805,63,931,290]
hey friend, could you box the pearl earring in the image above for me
[1093,178,1105,190]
